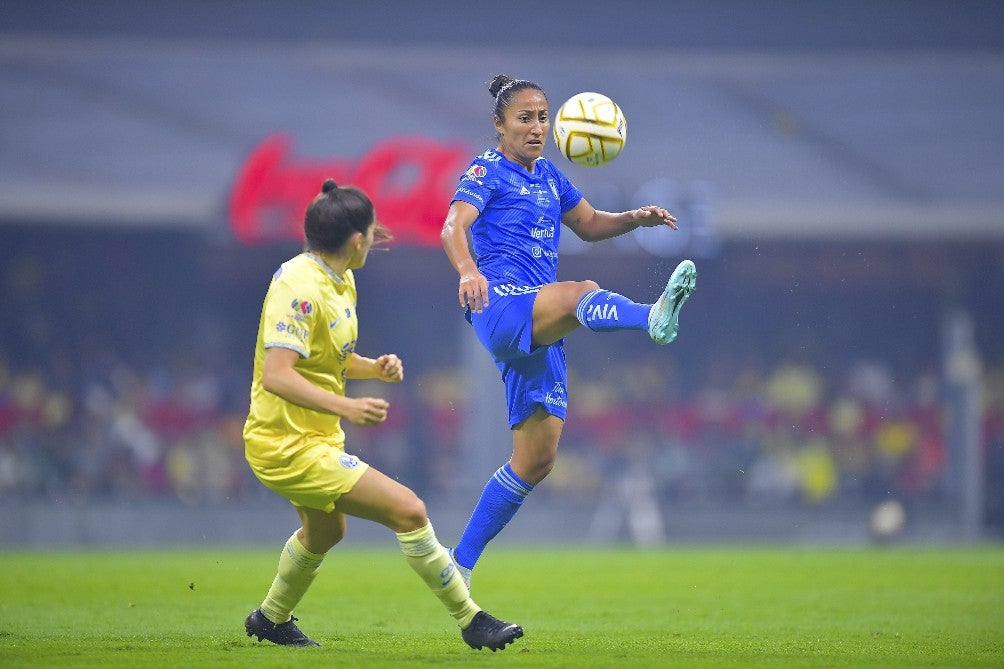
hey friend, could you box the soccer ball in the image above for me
[552,92,627,167]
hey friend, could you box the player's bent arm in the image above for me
[440,200,480,276]
[441,200,490,312]
[563,200,677,241]
[262,346,348,413]
[347,352,404,383]
[261,347,387,423]
[347,352,379,380]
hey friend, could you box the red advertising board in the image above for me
[230,135,471,246]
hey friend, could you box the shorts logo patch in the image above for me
[545,382,567,409]
[339,454,360,469]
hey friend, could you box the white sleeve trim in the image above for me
[264,341,309,358]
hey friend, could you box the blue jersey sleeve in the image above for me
[451,155,497,212]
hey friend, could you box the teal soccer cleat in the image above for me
[648,259,697,345]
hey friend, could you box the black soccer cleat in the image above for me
[245,608,320,647]
[461,611,523,651]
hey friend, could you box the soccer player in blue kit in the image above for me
[441,75,697,588]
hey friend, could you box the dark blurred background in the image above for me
[1,0,1002,547]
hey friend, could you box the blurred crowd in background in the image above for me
[0,269,999,518]
[1,330,1001,514]
[1,230,1002,532]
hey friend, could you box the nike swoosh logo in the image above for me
[440,563,456,587]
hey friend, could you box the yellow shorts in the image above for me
[246,438,370,513]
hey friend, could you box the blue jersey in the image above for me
[451,149,583,287]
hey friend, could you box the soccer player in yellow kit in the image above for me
[243,178,522,652]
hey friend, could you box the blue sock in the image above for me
[575,289,651,332]
[454,463,534,570]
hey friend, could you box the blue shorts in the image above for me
[468,281,568,427]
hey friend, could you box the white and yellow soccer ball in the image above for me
[552,92,627,167]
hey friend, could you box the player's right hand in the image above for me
[346,397,389,426]
[459,270,489,313]
[631,205,678,230]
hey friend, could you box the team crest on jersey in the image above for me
[339,454,360,469]
[548,178,559,199]
[290,298,312,315]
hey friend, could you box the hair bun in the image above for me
[488,74,514,98]
[321,178,338,193]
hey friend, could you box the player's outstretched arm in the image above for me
[563,199,678,242]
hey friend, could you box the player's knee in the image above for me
[302,525,345,553]
[558,280,601,318]
[393,492,428,532]
[567,280,601,305]
[526,455,556,485]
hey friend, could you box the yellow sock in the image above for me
[396,522,480,628]
[260,531,325,624]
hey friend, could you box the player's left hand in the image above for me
[631,205,678,230]
[375,354,404,383]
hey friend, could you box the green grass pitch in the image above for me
[0,545,1001,668]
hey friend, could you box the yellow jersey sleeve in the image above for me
[262,274,316,358]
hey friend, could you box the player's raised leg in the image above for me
[530,262,697,347]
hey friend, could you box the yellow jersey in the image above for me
[244,253,358,468]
